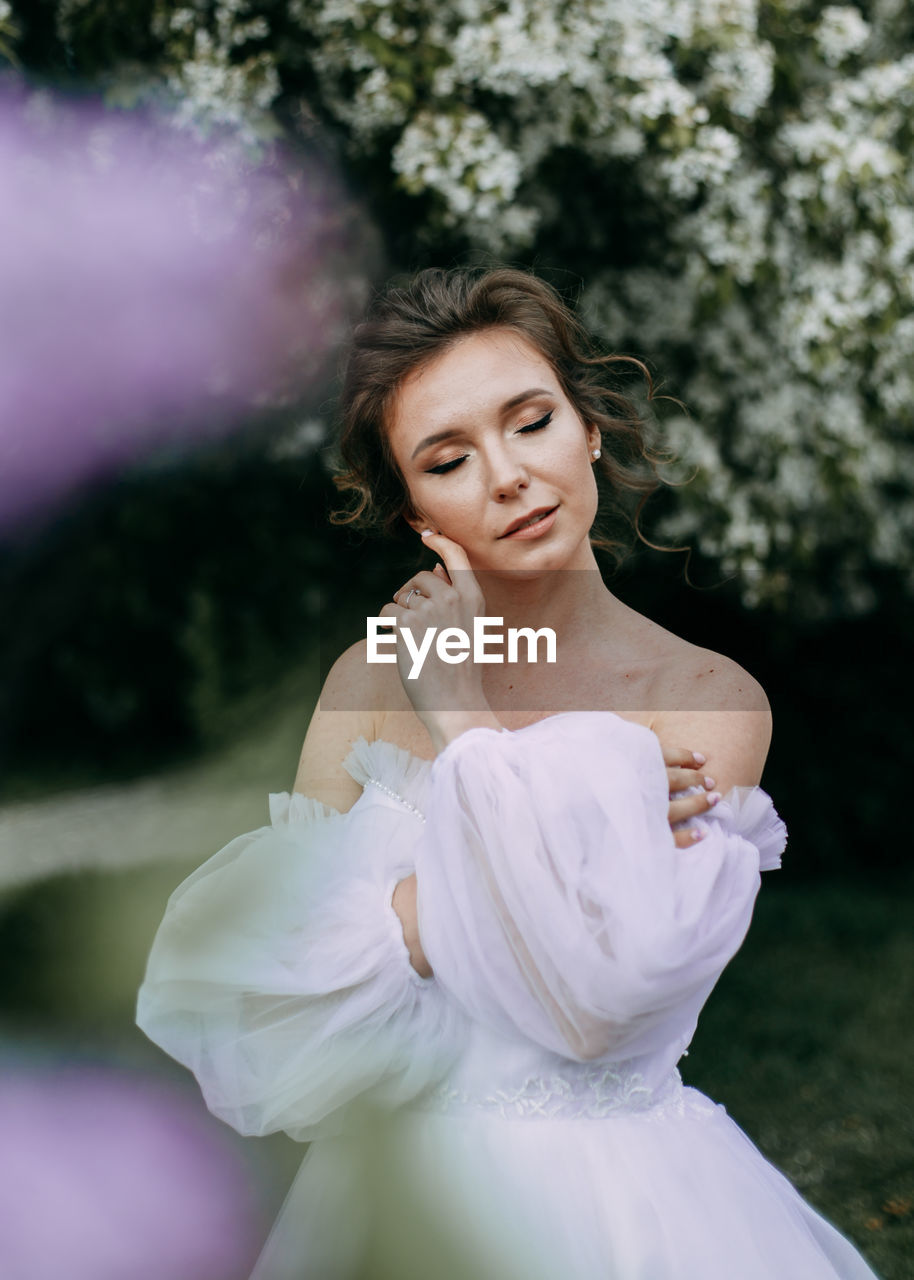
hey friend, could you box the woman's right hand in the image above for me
[377,532,499,754]
[661,744,721,847]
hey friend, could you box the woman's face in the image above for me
[385,328,602,574]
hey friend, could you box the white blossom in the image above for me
[815,6,871,67]
[49,0,914,615]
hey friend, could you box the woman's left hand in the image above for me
[377,531,501,750]
[660,743,721,847]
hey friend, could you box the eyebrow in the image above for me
[410,387,554,461]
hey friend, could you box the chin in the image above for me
[485,544,581,579]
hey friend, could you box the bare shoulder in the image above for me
[650,641,773,794]
[656,641,771,714]
[313,636,402,714]
[293,638,405,811]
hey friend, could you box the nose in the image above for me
[487,441,529,502]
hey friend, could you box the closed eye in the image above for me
[425,410,554,475]
[426,455,468,476]
[517,410,554,434]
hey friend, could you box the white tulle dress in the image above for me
[136,711,880,1279]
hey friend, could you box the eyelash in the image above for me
[426,410,554,475]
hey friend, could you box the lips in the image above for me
[498,505,558,538]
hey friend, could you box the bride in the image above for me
[137,266,880,1278]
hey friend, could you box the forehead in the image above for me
[387,328,560,442]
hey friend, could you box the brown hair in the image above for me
[330,265,687,570]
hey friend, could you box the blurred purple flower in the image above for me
[0,1065,264,1280]
[0,86,368,531]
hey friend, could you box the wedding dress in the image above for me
[136,711,880,1279]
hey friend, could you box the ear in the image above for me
[585,422,602,455]
[400,501,433,537]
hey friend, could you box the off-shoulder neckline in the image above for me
[348,709,771,812]
[285,710,785,869]
[356,709,655,771]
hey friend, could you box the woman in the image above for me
[137,267,880,1279]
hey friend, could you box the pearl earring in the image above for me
[592,448,601,460]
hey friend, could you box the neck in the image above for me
[473,551,618,651]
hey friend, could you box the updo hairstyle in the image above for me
[331,266,681,569]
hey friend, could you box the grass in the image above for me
[0,662,318,893]
[681,876,914,1279]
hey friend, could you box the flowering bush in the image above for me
[7,0,914,615]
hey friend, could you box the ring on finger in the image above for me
[403,587,423,606]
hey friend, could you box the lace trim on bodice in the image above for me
[411,1064,707,1123]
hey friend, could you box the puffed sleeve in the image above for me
[136,789,463,1142]
[414,712,787,1064]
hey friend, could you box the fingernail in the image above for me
[691,827,706,842]
[707,792,721,806]
[704,776,716,789]
[692,752,707,765]
[420,529,434,538]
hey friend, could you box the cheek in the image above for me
[437,492,480,533]
[409,478,476,533]
[558,434,600,517]
[549,430,593,483]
